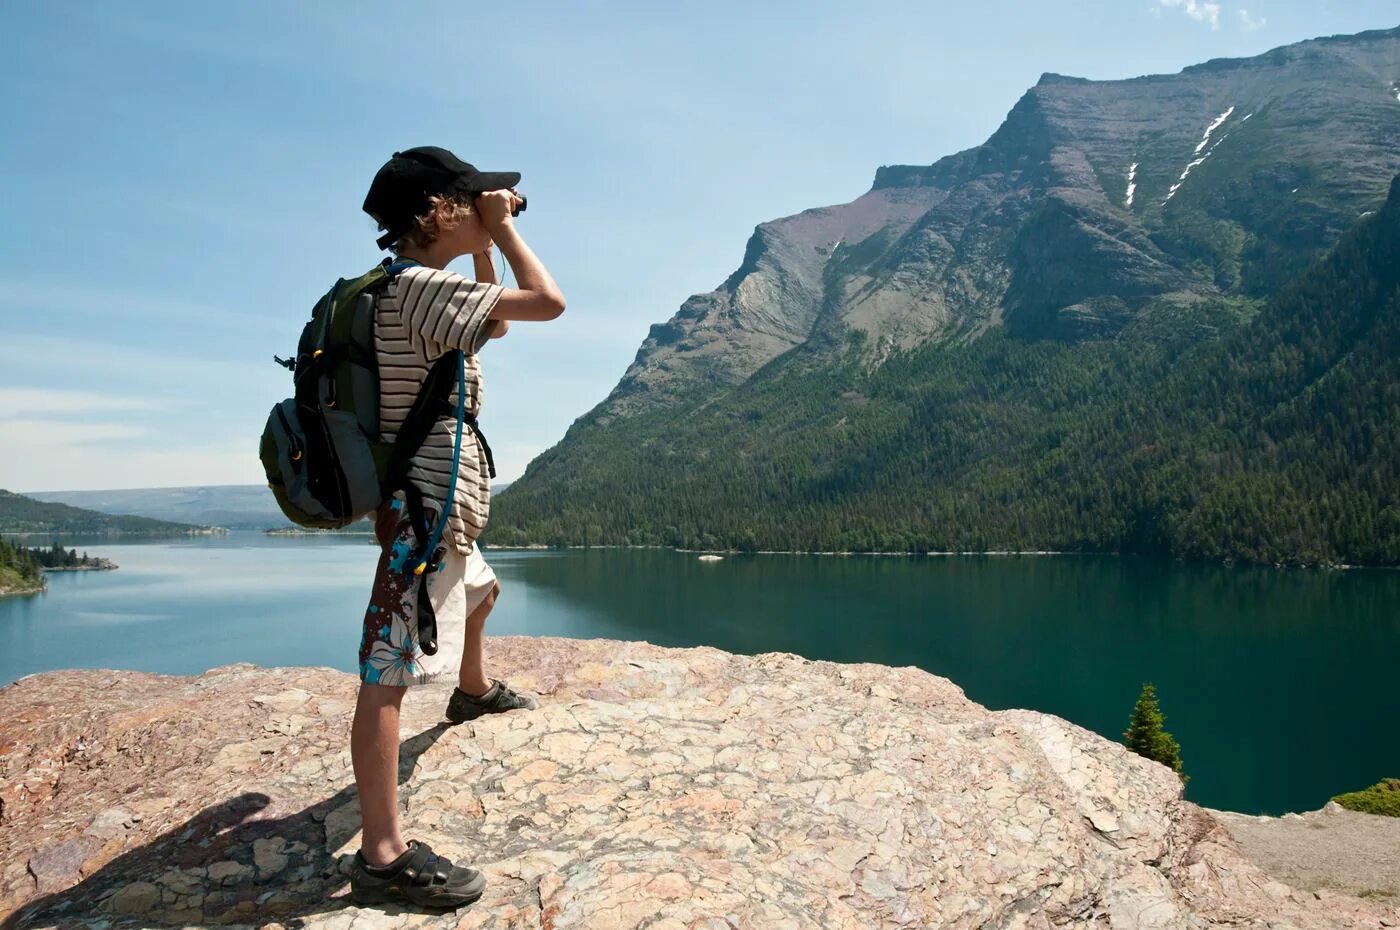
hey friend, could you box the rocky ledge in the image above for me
[1,637,1396,929]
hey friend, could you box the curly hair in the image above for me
[386,193,476,255]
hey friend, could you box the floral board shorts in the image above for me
[358,496,498,687]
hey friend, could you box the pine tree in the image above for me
[1123,683,1188,785]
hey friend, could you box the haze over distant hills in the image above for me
[29,485,289,531]
[489,27,1400,565]
[0,490,208,538]
[30,484,517,531]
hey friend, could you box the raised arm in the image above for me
[475,190,566,322]
[472,246,509,339]
[472,246,498,286]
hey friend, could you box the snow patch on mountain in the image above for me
[1164,133,1233,205]
[1194,106,1235,154]
[1161,106,1241,206]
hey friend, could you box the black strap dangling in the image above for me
[416,550,442,656]
[396,481,443,655]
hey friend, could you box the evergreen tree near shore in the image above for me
[0,537,109,592]
[1124,683,1188,785]
[33,541,89,569]
[0,535,44,591]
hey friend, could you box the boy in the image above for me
[348,146,565,908]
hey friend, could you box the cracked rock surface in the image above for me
[2,636,1396,928]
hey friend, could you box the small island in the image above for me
[0,537,116,597]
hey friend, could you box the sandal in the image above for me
[446,679,538,724]
[350,839,485,908]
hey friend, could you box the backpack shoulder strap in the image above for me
[325,262,397,350]
[381,350,458,491]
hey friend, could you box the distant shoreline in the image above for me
[480,543,1393,569]
[42,560,118,573]
[2,527,226,538]
[0,561,117,597]
[264,528,374,537]
[481,543,1112,556]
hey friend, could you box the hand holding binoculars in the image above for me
[472,188,527,218]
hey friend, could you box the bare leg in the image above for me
[351,683,409,866]
[457,581,500,697]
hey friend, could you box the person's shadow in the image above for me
[3,723,454,929]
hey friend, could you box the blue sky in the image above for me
[1,1,1395,492]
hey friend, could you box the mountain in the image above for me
[0,490,213,537]
[488,28,1400,565]
[30,485,290,531]
[592,27,1400,418]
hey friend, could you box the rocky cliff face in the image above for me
[592,27,1400,424]
[2,638,1397,929]
[600,186,944,421]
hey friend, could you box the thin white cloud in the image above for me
[2,426,260,493]
[1238,8,1265,31]
[0,388,158,416]
[1,418,147,446]
[1156,0,1222,29]
[0,337,280,491]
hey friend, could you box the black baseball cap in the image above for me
[363,146,521,250]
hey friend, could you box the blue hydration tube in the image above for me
[414,348,465,576]
[384,258,466,578]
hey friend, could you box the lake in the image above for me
[2,532,1396,815]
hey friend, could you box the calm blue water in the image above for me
[3,532,1397,815]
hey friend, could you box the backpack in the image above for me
[260,259,497,656]
[259,259,461,536]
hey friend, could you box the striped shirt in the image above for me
[374,265,504,554]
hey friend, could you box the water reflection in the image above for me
[495,549,1400,814]
[2,536,1396,814]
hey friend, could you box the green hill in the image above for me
[0,490,214,538]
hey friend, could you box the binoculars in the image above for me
[473,190,527,217]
